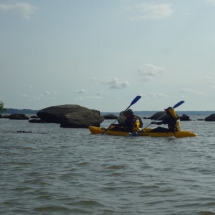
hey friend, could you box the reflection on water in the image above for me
[1,117,215,215]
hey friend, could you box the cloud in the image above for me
[141,76,152,82]
[128,3,173,21]
[87,95,102,99]
[102,77,130,89]
[180,88,208,96]
[206,0,215,5]
[147,92,168,98]
[95,91,103,96]
[138,64,166,81]
[0,3,36,19]
[27,85,33,89]
[75,89,87,94]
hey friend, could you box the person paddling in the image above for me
[112,109,142,132]
[151,107,180,132]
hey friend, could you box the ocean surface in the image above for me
[1,112,215,215]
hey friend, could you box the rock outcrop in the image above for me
[179,114,190,121]
[205,114,215,121]
[144,111,166,120]
[37,104,104,127]
[103,114,118,119]
[60,110,104,128]
[9,114,29,120]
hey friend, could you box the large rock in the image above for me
[179,114,190,121]
[205,114,215,121]
[9,114,29,120]
[37,105,104,127]
[60,110,104,128]
[144,111,166,120]
[103,114,118,119]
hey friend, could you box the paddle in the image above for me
[143,100,185,130]
[102,95,141,134]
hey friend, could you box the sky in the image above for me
[1,0,215,112]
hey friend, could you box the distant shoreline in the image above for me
[2,109,215,116]
[3,109,39,114]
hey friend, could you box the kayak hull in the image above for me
[88,126,197,138]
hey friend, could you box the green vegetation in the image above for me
[0,101,6,113]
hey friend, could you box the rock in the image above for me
[9,114,29,120]
[1,115,10,118]
[60,110,104,128]
[179,114,191,121]
[37,104,100,123]
[37,104,104,127]
[146,111,166,120]
[103,114,118,119]
[30,116,39,119]
[205,114,215,121]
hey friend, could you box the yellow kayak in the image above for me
[88,126,197,138]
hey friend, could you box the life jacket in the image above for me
[175,120,181,131]
[132,119,141,131]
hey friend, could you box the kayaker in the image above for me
[118,110,143,127]
[112,109,142,132]
[150,107,180,132]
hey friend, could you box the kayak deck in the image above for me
[89,126,197,138]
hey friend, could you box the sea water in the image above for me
[1,114,215,215]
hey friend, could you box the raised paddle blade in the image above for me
[130,95,141,107]
[125,95,141,111]
[173,100,185,109]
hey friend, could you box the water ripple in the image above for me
[1,119,215,214]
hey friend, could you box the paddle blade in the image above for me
[130,95,141,106]
[173,100,185,108]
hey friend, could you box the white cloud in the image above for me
[27,85,33,89]
[75,89,87,94]
[45,91,51,95]
[206,0,215,6]
[148,92,168,98]
[87,95,102,99]
[102,77,130,89]
[21,93,28,97]
[140,92,168,98]
[0,3,36,19]
[141,76,152,82]
[138,64,166,81]
[180,88,208,96]
[95,91,103,96]
[128,3,173,21]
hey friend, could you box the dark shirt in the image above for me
[155,115,177,131]
[123,115,137,132]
